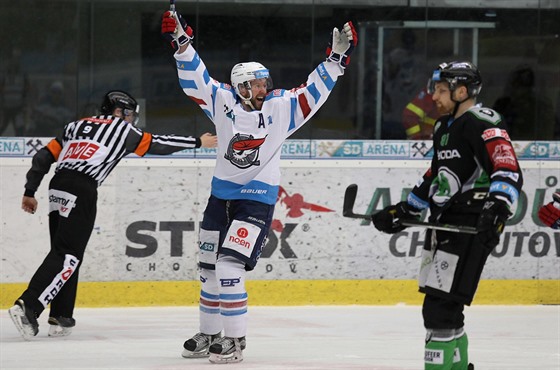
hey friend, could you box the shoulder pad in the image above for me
[467,106,502,126]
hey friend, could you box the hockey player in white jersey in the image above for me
[161,11,357,364]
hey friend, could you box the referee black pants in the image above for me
[19,171,97,319]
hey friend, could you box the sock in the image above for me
[215,255,247,338]
[452,332,469,370]
[199,268,223,335]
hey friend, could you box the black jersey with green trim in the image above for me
[408,106,523,209]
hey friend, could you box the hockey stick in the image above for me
[342,184,368,219]
[343,184,480,235]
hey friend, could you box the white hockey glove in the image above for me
[326,21,358,68]
[161,11,194,51]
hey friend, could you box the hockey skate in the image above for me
[8,299,39,340]
[182,332,223,358]
[48,316,76,337]
[208,336,246,364]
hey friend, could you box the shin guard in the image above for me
[425,339,456,369]
[215,255,247,338]
[199,268,223,335]
[425,329,456,369]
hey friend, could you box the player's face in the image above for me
[431,82,455,115]
[249,78,268,110]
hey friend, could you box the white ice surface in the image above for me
[1,305,558,369]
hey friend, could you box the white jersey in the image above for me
[175,45,344,204]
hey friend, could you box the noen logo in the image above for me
[237,228,248,238]
[229,227,251,248]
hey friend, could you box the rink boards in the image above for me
[0,139,558,307]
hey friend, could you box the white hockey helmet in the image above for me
[230,62,273,102]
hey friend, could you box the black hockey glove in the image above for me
[372,201,422,234]
[476,196,511,250]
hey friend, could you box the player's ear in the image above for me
[459,85,469,98]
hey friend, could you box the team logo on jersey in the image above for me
[437,149,461,160]
[224,133,266,169]
[440,133,449,146]
[431,167,461,206]
[490,143,518,170]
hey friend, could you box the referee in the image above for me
[8,90,216,340]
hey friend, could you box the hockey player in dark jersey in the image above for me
[372,61,523,369]
[8,90,217,340]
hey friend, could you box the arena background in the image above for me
[1,138,558,307]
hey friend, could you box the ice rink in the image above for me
[1,305,558,369]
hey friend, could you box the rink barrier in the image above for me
[2,139,559,308]
[1,279,558,308]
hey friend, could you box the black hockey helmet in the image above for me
[427,61,482,98]
[100,90,140,125]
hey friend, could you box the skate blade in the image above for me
[48,325,73,337]
[181,349,210,359]
[209,352,243,364]
[8,306,35,341]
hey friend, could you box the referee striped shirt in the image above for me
[25,115,201,194]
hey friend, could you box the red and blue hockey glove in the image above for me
[476,195,511,250]
[372,201,422,234]
[161,11,193,51]
[326,21,358,68]
[538,192,560,229]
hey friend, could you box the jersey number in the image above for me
[78,124,99,138]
